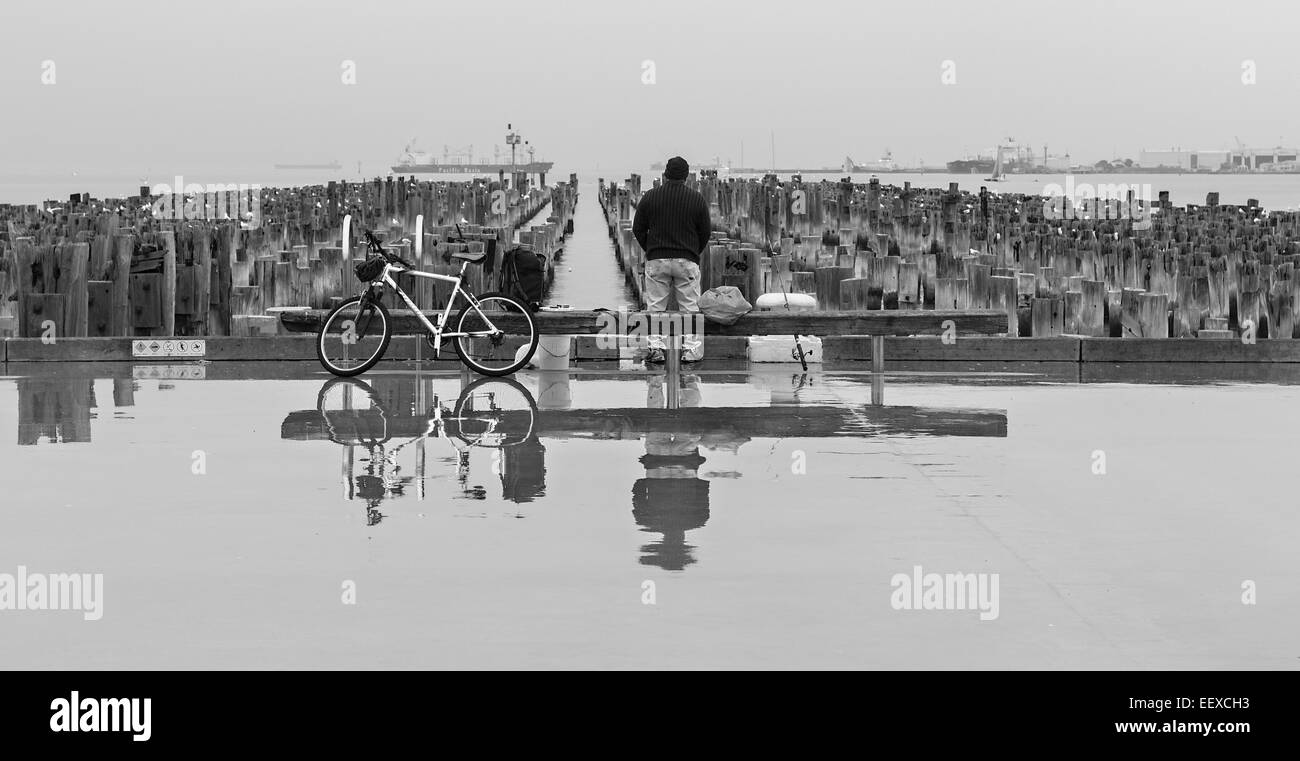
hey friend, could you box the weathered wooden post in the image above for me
[157,230,177,336]
[111,234,133,336]
[1119,288,1146,338]
[1031,297,1064,337]
[53,242,89,337]
[1079,279,1106,336]
[211,224,235,335]
[87,280,113,336]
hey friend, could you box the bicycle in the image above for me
[316,227,538,377]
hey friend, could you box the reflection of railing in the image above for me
[288,398,1008,441]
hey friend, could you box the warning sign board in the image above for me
[132,339,206,359]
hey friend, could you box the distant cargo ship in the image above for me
[392,127,553,175]
[393,158,555,174]
[843,152,904,173]
[274,161,342,170]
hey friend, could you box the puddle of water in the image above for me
[0,362,1297,668]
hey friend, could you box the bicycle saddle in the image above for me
[450,249,486,263]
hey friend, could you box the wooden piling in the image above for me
[1031,297,1064,337]
[109,234,133,336]
[23,294,64,338]
[991,275,1018,336]
[1120,288,1146,338]
[1137,293,1170,338]
[898,262,921,309]
[87,280,113,336]
[839,278,871,311]
[158,230,177,336]
[1079,280,1106,337]
[814,266,851,310]
[130,273,163,331]
[55,243,89,337]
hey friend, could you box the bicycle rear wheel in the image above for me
[452,292,538,376]
[317,295,392,377]
[450,376,538,448]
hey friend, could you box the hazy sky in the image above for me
[2,0,1296,179]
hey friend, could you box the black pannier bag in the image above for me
[354,255,386,282]
[498,246,545,311]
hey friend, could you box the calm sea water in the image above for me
[668,170,1300,210]
[4,168,1299,209]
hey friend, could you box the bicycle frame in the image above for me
[366,258,506,355]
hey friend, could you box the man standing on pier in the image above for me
[633,156,712,364]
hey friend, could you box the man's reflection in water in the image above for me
[633,374,709,571]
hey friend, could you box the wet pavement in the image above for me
[1,360,1298,668]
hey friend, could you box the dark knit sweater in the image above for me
[631,180,712,263]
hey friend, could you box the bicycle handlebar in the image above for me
[362,229,414,269]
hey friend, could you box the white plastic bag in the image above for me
[698,286,752,326]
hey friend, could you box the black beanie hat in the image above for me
[664,156,689,181]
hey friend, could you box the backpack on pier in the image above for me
[497,246,546,311]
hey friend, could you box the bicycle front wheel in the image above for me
[317,296,392,377]
[315,377,390,446]
[452,292,538,376]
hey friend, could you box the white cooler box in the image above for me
[754,292,817,311]
[749,335,823,363]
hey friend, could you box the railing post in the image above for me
[665,314,680,410]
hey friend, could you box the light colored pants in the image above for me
[646,375,703,477]
[644,258,703,360]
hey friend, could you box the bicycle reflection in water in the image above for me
[314,375,540,525]
[299,371,754,569]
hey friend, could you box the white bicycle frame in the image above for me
[367,257,506,356]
